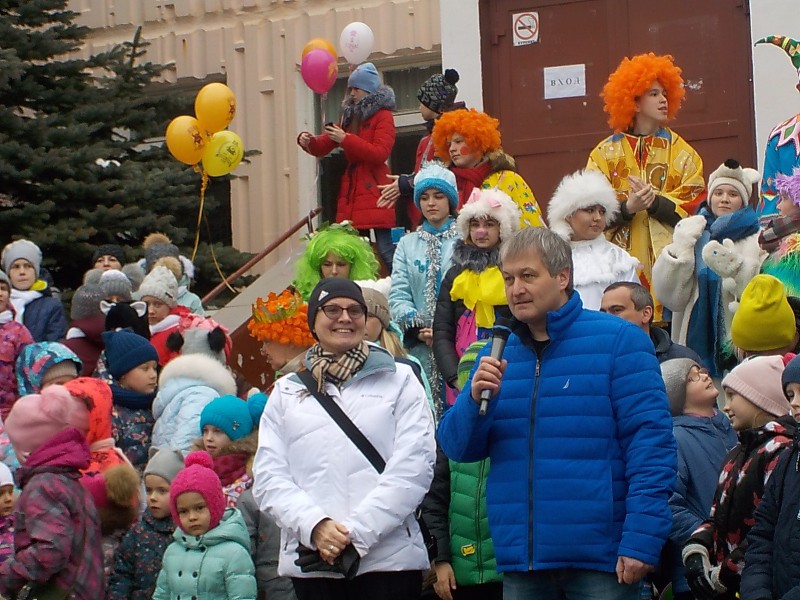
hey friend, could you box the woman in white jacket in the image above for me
[252,278,436,600]
[652,159,766,376]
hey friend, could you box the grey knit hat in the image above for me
[1,239,42,277]
[122,263,146,292]
[99,269,133,302]
[70,284,106,321]
[361,287,391,330]
[661,358,700,417]
[145,242,180,273]
[138,266,179,308]
[144,447,184,484]
[0,270,9,287]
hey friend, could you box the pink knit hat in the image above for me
[5,385,92,459]
[722,355,792,417]
[169,451,225,532]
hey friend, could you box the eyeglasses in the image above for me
[687,367,709,383]
[319,304,365,320]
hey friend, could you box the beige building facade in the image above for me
[70,0,442,268]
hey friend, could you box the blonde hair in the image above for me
[379,328,407,358]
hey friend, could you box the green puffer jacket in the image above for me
[422,445,502,586]
[153,508,257,600]
[449,458,502,585]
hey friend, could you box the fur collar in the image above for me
[342,85,396,128]
[449,239,501,274]
[158,353,236,396]
[192,430,258,475]
[488,150,517,173]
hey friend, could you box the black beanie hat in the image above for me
[307,278,367,339]
[92,244,126,266]
[417,69,460,114]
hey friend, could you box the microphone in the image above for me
[479,317,513,416]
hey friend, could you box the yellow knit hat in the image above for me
[731,275,796,351]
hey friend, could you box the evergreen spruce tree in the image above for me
[0,0,252,299]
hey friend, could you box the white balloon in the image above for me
[339,21,374,65]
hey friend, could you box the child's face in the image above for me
[144,474,171,520]
[419,188,451,228]
[8,259,36,291]
[142,296,171,325]
[202,425,231,456]
[320,253,351,279]
[786,382,800,422]
[710,184,744,217]
[119,360,158,394]
[634,81,668,126]
[723,388,767,431]
[176,491,211,536]
[448,134,483,169]
[777,191,800,218]
[684,365,718,410]
[468,216,501,249]
[364,316,383,343]
[0,281,10,313]
[566,205,607,242]
[0,485,14,517]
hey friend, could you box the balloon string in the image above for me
[202,212,237,294]
[321,92,327,132]
[191,166,209,262]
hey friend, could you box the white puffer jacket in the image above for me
[252,344,436,578]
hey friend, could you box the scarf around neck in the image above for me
[110,381,157,410]
[0,310,12,325]
[306,341,369,392]
[759,212,800,253]
[213,452,249,486]
[451,161,492,208]
[10,288,43,324]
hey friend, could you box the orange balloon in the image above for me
[302,38,337,61]
[195,83,236,134]
[165,115,206,165]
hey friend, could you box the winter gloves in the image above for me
[294,544,360,579]
[682,543,727,600]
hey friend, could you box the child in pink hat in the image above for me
[0,385,105,598]
[154,450,256,599]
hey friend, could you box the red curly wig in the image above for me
[432,109,502,163]
[602,53,685,133]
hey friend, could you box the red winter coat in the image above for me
[301,86,397,230]
[0,428,104,599]
[61,315,106,377]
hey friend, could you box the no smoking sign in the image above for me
[512,11,539,47]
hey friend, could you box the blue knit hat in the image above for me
[247,392,268,425]
[782,353,800,398]
[414,164,458,210]
[347,62,380,94]
[200,395,254,441]
[102,330,158,380]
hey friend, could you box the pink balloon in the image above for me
[301,49,337,94]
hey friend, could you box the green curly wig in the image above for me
[292,226,380,300]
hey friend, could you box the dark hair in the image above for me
[603,281,654,322]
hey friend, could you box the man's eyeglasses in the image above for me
[319,304,365,320]
[687,367,709,383]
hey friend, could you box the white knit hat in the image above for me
[456,188,521,244]
[0,462,12,488]
[1,239,42,277]
[547,170,619,240]
[137,265,179,308]
[708,159,761,207]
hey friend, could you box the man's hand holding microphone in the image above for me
[471,318,512,416]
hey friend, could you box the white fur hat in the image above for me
[708,159,761,206]
[547,170,619,240]
[137,265,179,308]
[456,188,521,243]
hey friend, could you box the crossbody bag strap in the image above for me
[297,370,386,473]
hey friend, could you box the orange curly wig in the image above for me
[432,109,502,164]
[602,53,685,133]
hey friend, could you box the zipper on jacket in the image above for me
[528,359,541,570]
[476,458,486,582]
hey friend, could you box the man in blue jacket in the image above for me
[437,227,676,600]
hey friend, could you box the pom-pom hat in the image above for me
[170,451,226,531]
[456,188,521,244]
[199,395,254,441]
[414,164,458,210]
[417,68,460,113]
[707,159,761,207]
[138,265,179,308]
[547,169,620,240]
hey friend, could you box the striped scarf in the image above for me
[306,341,369,392]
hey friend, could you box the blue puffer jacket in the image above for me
[19,290,67,342]
[437,291,677,573]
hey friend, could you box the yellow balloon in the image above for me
[195,83,236,134]
[165,115,206,165]
[202,130,244,177]
[302,38,337,61]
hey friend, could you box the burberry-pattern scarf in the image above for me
[306,341,369,392]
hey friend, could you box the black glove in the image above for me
[294,544,360,580]
[684,553,717,600]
